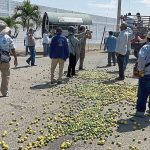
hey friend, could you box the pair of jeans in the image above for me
[108,52,116,65]
[67,53,76,76]
[136,75,150,112]
[27,46,35,66]
[117,54,125,79]
[43,43,49,56]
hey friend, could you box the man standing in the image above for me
[42,29,50,57]
[26,28,41,66]
[115,23,128,80]
[105,31,117,66]
[0,23,18,97]
[67,26,79,77]
[135,32,150,117]
[124,27,134,69]
[49,27,69,84]
[76,26,92,70]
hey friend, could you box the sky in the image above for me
[16,0,150,18]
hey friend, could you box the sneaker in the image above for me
[66,74,71,78]
[50,79,57,84]
[115,77,124,81]
[31,64,37,66]
[79,67,84,70]
[26,60,30,65]
[2,92,9,97]
[106,64,111,67]
[57,80,62,84]
[134,111,145,118]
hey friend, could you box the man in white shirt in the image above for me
[42,29,50,57]
[0,23,18,96]
[115,23,128,80]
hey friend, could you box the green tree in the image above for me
[15,0,42,32]
[0,14,21,38]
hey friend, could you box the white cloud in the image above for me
[138,0,150,5]
[88,0,117,9]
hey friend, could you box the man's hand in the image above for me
[139,70,144,77]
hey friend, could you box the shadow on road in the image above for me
[11,65,31,69]
[30,78,70,89]
[97,65,112,69]
[107,70,119,74]
[117,116,150,133]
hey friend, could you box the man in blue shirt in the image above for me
[105,31,117,66]
[135,32,150,117]
[49,27,69,84]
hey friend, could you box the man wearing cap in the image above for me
[0,23,18,97]
[49,27,69,84]
[115,23,129,80]
[67,26,79,77]
[76,26,92,70]
[135,32,150,117]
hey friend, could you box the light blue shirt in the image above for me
[105,35,117,52]
[138,42,150,75]
[0,33,15,52]
[115,30,128,55]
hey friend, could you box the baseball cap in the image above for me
[0,23,10,34]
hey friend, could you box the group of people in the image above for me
[121,12,143,28]
[105,20,150,118]
[105,23,133,80]
[0,22,92,96]
[49,26,91,84]
[1,18,150,118]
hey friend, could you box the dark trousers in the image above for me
[124,50,130,69]
[108,52,116,65]
[117,54,125,79]
[25,46,28,55]
[136,75,150,112]
[67,53,76,76]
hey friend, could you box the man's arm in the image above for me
[11,48,18,67]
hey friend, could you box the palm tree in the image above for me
[15,0,42,32]
[0,14,21,38]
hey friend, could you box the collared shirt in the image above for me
[0,33,15,52]
[138,42,150,75]
[115,30,128,55]
[42,33,50,44]
[27,34,35,46]
[67,34,79,55]
[105,35,117,52]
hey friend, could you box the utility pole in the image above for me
[116,0,121,31]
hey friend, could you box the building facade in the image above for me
[0,0,116,51]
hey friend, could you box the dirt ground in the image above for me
[0,50,149,150]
